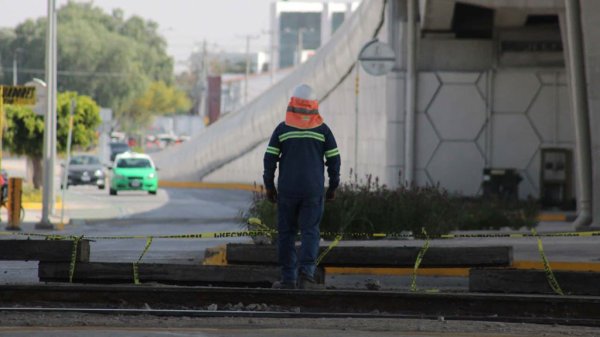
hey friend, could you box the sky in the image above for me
[0,0,279,71]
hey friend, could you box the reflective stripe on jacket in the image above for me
[263,122,340,197]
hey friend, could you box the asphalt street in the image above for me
[1,184,256,284]
[1,157,599,288]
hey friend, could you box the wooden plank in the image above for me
[39,262,325,286]
[469,268,600,296]
[0,240,90,262]
[226,244,512,267]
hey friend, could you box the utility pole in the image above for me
[262,29,277,85]
[12,48,22,85]
[296,28,306,66]
[12,50,17,85]
[37,0,56,229]
[241,34,259,105]
[197,40,208,118]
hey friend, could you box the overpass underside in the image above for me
[153,0,600,228]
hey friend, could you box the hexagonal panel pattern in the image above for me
[528,86,556,142]
[526,149,540,191]
[558,86,574,143]
[417,73,440,112]
[438,72,480,84]
[427,142,485,195]
[491,114,540,169]
[493,72,540,113]
[519,173,538,199]
[415,169,432,187]
[477,72,488,99]
[538,72,558,85]
[428,85,486,140]
[476,124,489,163]
[415,113,440,169]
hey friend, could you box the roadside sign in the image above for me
[1,85,36,105]
[358,39,396,76]
[25,78,48,115]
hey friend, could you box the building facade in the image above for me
[157,0,600,227]
[271,1,359,69]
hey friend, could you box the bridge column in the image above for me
[580,0,600,229]
[385,0,409,187]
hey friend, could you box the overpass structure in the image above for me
[153,0,600,230]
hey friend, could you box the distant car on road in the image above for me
[109,142,131,162]
[109,152,158,196]
[0,169,8,201]
[62,154,106,189]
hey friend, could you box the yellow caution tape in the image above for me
[410,228,430,292]
[247,217,275,242]
[0,229,599,241]
[132,263,139,285]
[133,236,154,285]
[532,228,564,296]
[316,234,342,266]
[68,235,83,283]
[0,222,594,291]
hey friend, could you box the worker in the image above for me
[263,83,341,289]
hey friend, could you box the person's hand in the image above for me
[325,188,336,202]
[266,188,278,204]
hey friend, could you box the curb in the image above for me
[159,180,262,192]
[538,213,576,222]
[68,217,240,227]
[21,202,63,210]
[201,244,600,276]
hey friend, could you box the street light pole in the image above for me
[242,34,259,105]
[296,28,306,66]
[12,52,17,85]
[12,48,22,85]
[50,7,58,216]
[37,0,56,229]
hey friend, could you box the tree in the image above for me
[123,81,191,130]
[0,2,176,128]
[3,92,101,188]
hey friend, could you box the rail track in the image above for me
[0,306,598,327]
[0,284,599,327]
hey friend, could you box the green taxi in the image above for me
[109,152,158,195]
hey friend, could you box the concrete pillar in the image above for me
[385,0,408,186]
[321,3,332,45]
[580,0,600,229]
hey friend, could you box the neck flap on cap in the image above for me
[285,97,323,129]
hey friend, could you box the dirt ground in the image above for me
[1,312,599,337]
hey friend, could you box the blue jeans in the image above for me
[277,195,324,283]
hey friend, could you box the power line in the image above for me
[0,67,128,78]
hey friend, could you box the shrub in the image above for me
[243,175,539,239]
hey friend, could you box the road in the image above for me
[1,170,599,286]
[1,183,256,284]
[59,186,254,263]
[1,157,600,336]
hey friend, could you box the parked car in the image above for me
[109,142,131,162]
[109,152,158,196]
[61,154,106,189]
[0,169,8,202]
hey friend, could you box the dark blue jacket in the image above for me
[263,122,341,198]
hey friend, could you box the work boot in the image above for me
[297,273,324,290]
[272,280,296,289]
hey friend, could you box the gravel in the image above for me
[0,312,599,336]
